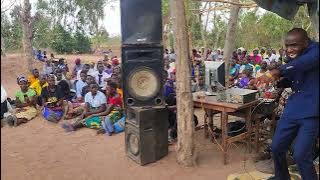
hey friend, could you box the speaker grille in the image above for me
[127,67,160,101]
[128,133,140,156]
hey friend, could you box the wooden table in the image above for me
[193,93,259,165]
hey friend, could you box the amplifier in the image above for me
[217,88,258,104]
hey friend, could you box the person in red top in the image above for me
[97,81,124,135]
[250,48,262,65]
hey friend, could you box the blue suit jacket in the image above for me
[279,41,319,120]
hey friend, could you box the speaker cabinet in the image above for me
[120,0,162,45]
[122,46,165,107]
[125,106,168,165]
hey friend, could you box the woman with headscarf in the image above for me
[72,58,83,78]
[111,57,121,85]
[4,76,38,127]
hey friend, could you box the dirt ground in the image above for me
[1,53,258,180]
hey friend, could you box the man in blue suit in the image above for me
[257,28,319,180]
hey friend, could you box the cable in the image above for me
[227,100,266,135]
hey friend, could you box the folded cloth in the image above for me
[82,116,102,129]
[42,106,63,122]
[15,106,37,121]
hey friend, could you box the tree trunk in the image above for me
[214,30,221,49]
[188,30,193,54]
[200,2,209,50]
[163,12,170,49]
[21,0,33,72]
[310,11,319,41]
[223,0,240,87]
[1,36,6,57]
[170,0,196,167]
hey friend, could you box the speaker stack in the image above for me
[120,0,168,165]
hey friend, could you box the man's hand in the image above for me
[269,69,281,80]
[256,69,281,85]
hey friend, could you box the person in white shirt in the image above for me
[1,85,7,104]
[43,60,54,75]
[94,63,111,90]
[76,64,91,80]
[62,83,107,132]
[169,49,176,61]
[75,71,88,100]
[1,85,13,122]
[267,48,277,63]
[84,85,107,109]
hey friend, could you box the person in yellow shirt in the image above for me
[117,88,123,98]
[29,74,48,106]
[28,68,40,85]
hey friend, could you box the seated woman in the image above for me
[28,68,40,85]
[41,74,64,123]
[97,82,124,135]
[29,73,48,106]
[62,83,107,131]
[234,69,253,89]
[63,75,98,120]
[5,76,38,126]
[229,59,240,84]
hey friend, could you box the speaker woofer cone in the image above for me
[127,67,160,101]
[128,133,140,156]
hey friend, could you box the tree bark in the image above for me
[310,11,319,41]
[21,0,33,72]
[222,0,240,87]
[163,11,170,48]
[188,30,193,54]
[170,0,196,167]
[200,2,209,50]
[1,36,6,57]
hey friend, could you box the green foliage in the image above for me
[207,15,228,49]
[188,1,203,47]
[33,12,51,48]
[73,31,91,53]
[50,24,75,54]
[1,6,23,51]
[162,0,170,17]
[49,25,92,54]
[91,28,109,48]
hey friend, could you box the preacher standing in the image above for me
[258,28,319,180]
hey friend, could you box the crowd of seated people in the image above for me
[2,47,290,143]
[162,46,291,143]
[1,51,125,136]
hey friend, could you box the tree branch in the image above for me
[190,4,258,13]
[194,0,256,7]
[1,0,17,13]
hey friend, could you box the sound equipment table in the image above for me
[193,92,260,165]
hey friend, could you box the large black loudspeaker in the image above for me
[125,106,168,165]
[120,0,162,45]
[122,45,165,107]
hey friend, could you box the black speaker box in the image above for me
[120,0,162,45]
[125,106,168,165]
[121,45,165,107]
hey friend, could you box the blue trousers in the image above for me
[271,117,319,180]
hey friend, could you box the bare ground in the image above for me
[1,54,257,180]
